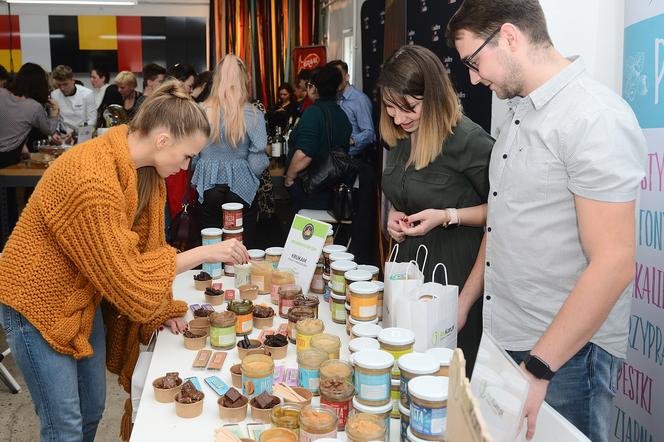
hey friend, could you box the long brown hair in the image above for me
[128,80,210,222]
[378,45,462,170]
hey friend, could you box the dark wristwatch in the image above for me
[524,353,556,380]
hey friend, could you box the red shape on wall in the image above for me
[0,15,21,50]
[117,16,143,72]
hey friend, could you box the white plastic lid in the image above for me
[201,228,223,236]
[329,252,354,262]
[349,281,379,295]
[323,245,346,254]
[248,249,266,259]
[352,322,383,339]
[356,264,380,275]
[223,228,244,234]
[327,227,334,236]
[352,396,393,414]
[349,316,378,326]
[344,269,373,282]
[398,353,439,375]
[399,401,410,417]
[373,281,384,291]
[407,426,433,442]
[378,327,416,346]
[348,338,381,354]
[330,292,346,301]
[331,260,357,272]
[265,247,283,256]
[353,349,394,370]
[222,202,243,211]
[408,375,449,402]
[425,347,454,367]
[345,303,351,310]
[391,379,400,387]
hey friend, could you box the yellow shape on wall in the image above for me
[78,16,117,50]
[0,50,22,72]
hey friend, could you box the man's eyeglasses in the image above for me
[461,27,501,73]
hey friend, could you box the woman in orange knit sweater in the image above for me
[0,81,249,442]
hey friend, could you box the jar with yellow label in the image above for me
[296,318,324,352]
[310,333,341,360]
[345,412,387,442]
[378,327,415,379]
[349,281,379,321]
[287,307,314,344]
[330,260,357,296]
[227,299,254,336]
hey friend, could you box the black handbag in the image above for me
[168,167,200,252]
[299,105,357,195]
[330,183,358,222]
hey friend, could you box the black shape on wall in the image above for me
[361,0,386,128]
[141,17,167,69]
[405,0,492,133]
[49,16,118,73]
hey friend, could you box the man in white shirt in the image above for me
[51,65,96,131]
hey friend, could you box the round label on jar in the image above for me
[297,367,320,394]
[410,402,447,437]
[242,372,272,398]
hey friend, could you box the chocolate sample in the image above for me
[264,334,288,347]
[252,391,280,409]
[204,287,224,297]
[253,305,275,318]
[176,380,204,404]
[221,387,248,408]
[155,372,182,389]
[194,271,212,281]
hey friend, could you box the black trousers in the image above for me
[197,184,259,250]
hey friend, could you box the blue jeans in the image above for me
[1,304,107,442]
[509,342,622,442]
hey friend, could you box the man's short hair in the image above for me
[52,65,74,82]
[447,0,552,48]
[142,63,166,88]
[328,60,349,74]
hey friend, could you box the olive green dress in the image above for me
[382,115,494,374]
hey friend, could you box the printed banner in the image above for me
[292,45,326,75]
[612,2,664,442]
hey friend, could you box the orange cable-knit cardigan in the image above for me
[0,125,188,440]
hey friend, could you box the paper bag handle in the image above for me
[405,260,419,276]
[387,243,399,263]
[415,244,429,270]
[432,263,449,286]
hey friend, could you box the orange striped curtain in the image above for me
[210,0,319,107]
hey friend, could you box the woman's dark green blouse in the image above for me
[382,115,494,286]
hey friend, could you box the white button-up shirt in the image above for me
[483,57,646,358]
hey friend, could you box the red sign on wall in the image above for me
[292,45,327,75]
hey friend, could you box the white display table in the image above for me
[131,270,399,441]
[131,271,588,442]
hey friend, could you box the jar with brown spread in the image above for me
[310,333,341,360]
[272,269,295,305]
[310,264,325,294]
[319,359,353,384]
[209,311,236,350]
[278,284,302,319]
[319,377,354,431]
[293,295,320,319]
[298,405,338,442]
[345,412,387,442]
[287,306,315,344]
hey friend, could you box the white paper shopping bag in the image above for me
[409,263,459,352]
[383,244,427,327]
